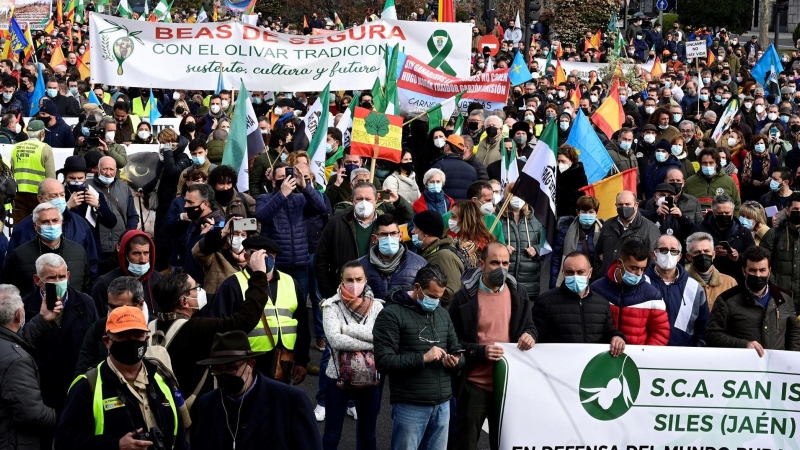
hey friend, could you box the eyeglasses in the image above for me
[210,362,246,376]
[655,247,681,256]
[418,324,440,344]
[375,231,401,239]
[182,285,202,296]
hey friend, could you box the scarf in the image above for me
[423,189,449,215]
[368,244,405,275]
[740,150,770,184]
[338,283,374,323]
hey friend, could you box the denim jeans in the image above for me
[323,383,380,450]
[391,401,450,450]
[277,264,309,303]
[308,253,325,339]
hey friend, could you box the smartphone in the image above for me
[232,218,257,232]
[380,190,391,201]
[451,349,466,356]
[664,196,674,209]
[719,241,733,252]
[285,167,294,178]
[214,217,226,229]
[45,282,57,310]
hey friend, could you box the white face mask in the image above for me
[645,106,655,115]
[492,192,502,205]
[510,196,525,210]
[755,105,765,114]
[433,138,446,148]
[105,132,115,143]
[479,202,494,216]
[187,288,208,310]
[727,137,737,147]
[231,236,245,253]
[643,134,656,144]
[137,130,150,140]
[448,218,460,233]
[14,123,20,133]
[558,162,570,173]
[221,100,230,109]
[655,252,680,271]
[210,104,221,114]
[354,200,375,219]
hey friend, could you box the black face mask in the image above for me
[400,162,414,173]
[185,122,196,132]
[745,274,769,293]
[109,339,147,365]
[468,121,480,131]
[669,183,683,196]
[791,124,800,133]
[790,210,800,225]
[714,214,732,228]
[485,126,498,138]
[215,188,234,205]
[176,106,185,115]
[692,254,714,273]
[185,204,203,221]
[487,267,508,287]
[217,373,246,396]
[616,206,635,220]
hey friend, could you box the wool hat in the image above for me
[413,210,445,238]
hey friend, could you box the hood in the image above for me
[387,285,419,309]
[605,259,649,286]
[118,229,156,279]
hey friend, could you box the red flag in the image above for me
[591,80,626,139]
[579,169,638,220]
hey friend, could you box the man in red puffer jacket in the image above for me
[591,239,670,345]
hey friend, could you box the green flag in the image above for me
[427,91,465,132]
[384,44,400,115]
[542,47,553,74]
[308,83,331,188]
[371,77,385,113]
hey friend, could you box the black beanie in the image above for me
[413,210,445,238]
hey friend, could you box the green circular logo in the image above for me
[579,352,640,421]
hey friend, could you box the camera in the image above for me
[84,114,102,148]
[134,427,166,450]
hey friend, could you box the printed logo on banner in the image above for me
[427,30,455,76]
[579,352,640,420]
[98,19,145,75]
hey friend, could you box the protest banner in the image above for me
[397,54,510,116]
[0,0,52,30]
[686,41,708,59]
[89,14,471,92]
[495,344,800,449]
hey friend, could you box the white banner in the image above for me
[686,41,708,59]
[89,14,471,91]
[496,344,800,449]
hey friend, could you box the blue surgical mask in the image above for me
[50,197,67,214]
[699,94,709,102]
[671,145,683,155]
[127,260,150,277]
[428,182,442,194]
[672,114,682,123]
[98,174,114,185]
[416,289,439,311]
[754,143,766,153]
[378,236,400,256]
[252,97,262,105]
[69,87,78,96]
[81,126,90,137]
[620,263,642,286]
[559,122,569,131]
[2,93,11,101]
[655,152,668,163]
[411,233,423,248]
[565,275,588,294]
[739,216,754,230]
[55,280,68,299]
[46,88,58,98]
[38,224,62,241]
[578,213,596,227]
[619,141,632,151]
[265,254,275,273]
[280,153,288,162]
[781,115,790,123]
[192,156,206,166]
[770,179,782,192]
[619,95,627,103]
[325,143,333,153]
[702,166,716,177]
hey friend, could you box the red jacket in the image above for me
[590,261,670,345]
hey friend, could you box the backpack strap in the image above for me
[164,318,188,347]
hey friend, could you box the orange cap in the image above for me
[106,306,149,334]
[446,134,465,151]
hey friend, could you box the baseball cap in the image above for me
[106,306,149,334]
[446,134,465,151]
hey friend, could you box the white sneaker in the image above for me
[347,406,358,420]
[314,405,326,422]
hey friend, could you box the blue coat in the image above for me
[644,264,710,347]
[163,196,190,267]
[359,247,427,300]
[644,156,682,199]
[43,116,75,148]
[8,210,99,278]
[431,153,478,200]
[256,183,328,268]
[192,373,321,450]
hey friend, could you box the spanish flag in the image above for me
[555,41,563,59]
[650,56,663,78]
[44,19,55,35]
[57,0,63,23]
[590,30,602,49]
[76,56,90,79]
[591,80,625,139]
[50,44,66,68]
[22,24,34,64]
[303,15,308,29]
[438,0,454,22]
[554,59,567,86]
[570,86,581,106]
[707,50,716,66]
[579,168,638,220]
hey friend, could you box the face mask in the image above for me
[46,88,57,98]
[790,210,800,226]
[669,183,683,196]
[714,95,722,102]
[105,132,116,143]
[672,114,682,123]
[766,178,782,193]
[616,206,635,220]
[378,236,400,256]
[127,260,150,277]
[468,121,480,131]
[559,122,569,132]
[564,275,588,294]
[782,115,790,124]
[620,264,642,286]
[655,152,668,163]
[50,197,67,214]
[620,95,627,103]
[217,372,246,396]
[619,141,632,151]
[699,94,709,102]
[192,156,206,166]
[1,92,11,101]
[448,218,460,234]
[514,135,527,147]
[578,213,596,227]
[714,214,732,228]
[109,339,148,365]
[252,96,262,105]
[54,279,68,299]
[510,197,525,210]
[214,188,235,205]
[486,126,499,138]
[557,90,567,98]
[492,192,502,206]
[173,91,181,101]
[354,200,374,219]
[98,174,115,185]
[739,216,754,230]
[68,87,78,96]
[175,106,185,115]
[672,55,678,61]
[744,102,753,109]
[559,162,573,173]
[664,81,672,89]
[768,113,778,121]
[479,202,494,216]
[670,145,683,155]
[478,63,485,69]
[137,130,151,140]
[417,291,440,312]
[754,104,766,114]
[645,106,655,115]
[702,166,716,177]
[487,267,508,286]
[184,204,204,221]
[411,233,424,249]
[691,253,714,273]
[14,123,20,133]
[427,182,442,194]
[210,104,221,114]
[221,100,230,109]
[433,138,446,148]
[655,252,680,270]
[726,137,738,147]
[185,122,196,132]
[186,288,208,310]
[745,274,768,292]
[343,281,366,298]
[643,134,656,144]
[231,236,245,253]
[67,181,85,194]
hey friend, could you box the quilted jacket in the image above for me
[591,260,670,345]
[359,247,427,301]
[644,264,710,347]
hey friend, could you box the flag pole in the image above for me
[489,193,514,233]
[369,139,379,183]
[403,110,429,126]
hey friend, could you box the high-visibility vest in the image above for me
[11,139,47,194]
[131,97,156,117]
[68,361,178,445]
[234,270,298,352]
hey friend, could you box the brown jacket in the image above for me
[191,227,245,294]
[686,265,738,310]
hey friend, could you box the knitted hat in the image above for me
[656,139,671,151]
[510,121,531,142]
[413,210,445,238]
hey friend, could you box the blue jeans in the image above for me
[391,401,450,450]
[308,253,325,339]
[323,383,380,450]
[278,264,309,303]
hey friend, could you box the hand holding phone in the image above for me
[45,283,58,311]
[719,241,733,252]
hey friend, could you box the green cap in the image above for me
[27,120,44,132]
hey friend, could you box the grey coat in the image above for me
[87,176,137,253]
[501,212,544,299]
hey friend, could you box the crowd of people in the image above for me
[1,3,800,450]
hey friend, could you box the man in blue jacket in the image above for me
[38,99,75,148]
[256,162,328,302]
[645,234,710,346]
[359,213,426,300]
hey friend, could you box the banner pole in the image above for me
[369,139,379,183]
[489,193,513,233]
[403,110,429,126]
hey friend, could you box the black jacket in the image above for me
[555,163,589,217]
[534,285,625,344]
[0,317,58,450]
[3,238,92,297]
[694,214,755,284]
[73,318,106,377]
[314,211,372,299]
[449,271,537,395]
[192,373,321,450]
[23,286,98,412]
[430,153,479,201]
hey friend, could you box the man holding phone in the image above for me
[694,193,755,284]
[641,183,695,247]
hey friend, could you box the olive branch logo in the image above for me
[98,20,144,75]
[579,352,640,421]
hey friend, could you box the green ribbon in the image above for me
[427,30,455,76]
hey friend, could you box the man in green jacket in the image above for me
[374,264,464,450]
[412,210,464,307]
[760,192,800,313]
[684,149,741,214]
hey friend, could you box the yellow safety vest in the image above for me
[132,97,156,118]
[11,139,47,194]
[68,361,178,445]
[234,270,298,352]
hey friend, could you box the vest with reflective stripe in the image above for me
[68,361,178,445]
[11,139,47,194]
[132,97,155,117]
[234,270,298,351]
